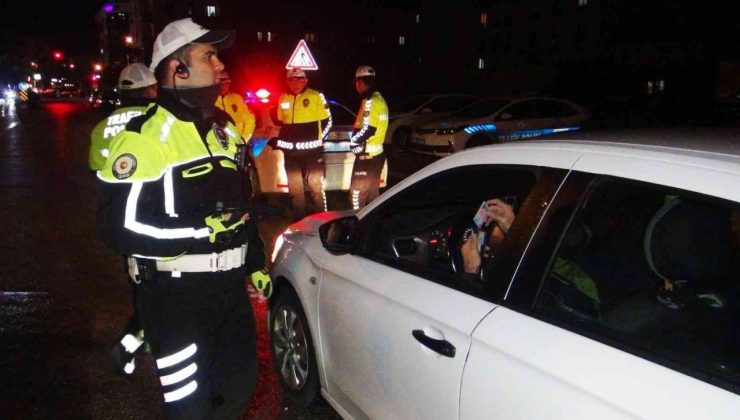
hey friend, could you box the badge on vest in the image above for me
[112,153,137,179]
[303,98,310,108]
[212,122,229,149]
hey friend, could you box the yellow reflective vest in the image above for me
[96,93,262,265]
[215,92,255,141]
[351,91,388,158]
[277,88,331,145]
[89,106,147,171]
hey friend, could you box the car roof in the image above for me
[533,128,740,158]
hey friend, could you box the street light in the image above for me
[124,35,134,46]
[93,63,102,72]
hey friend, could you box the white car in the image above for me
[385,94,478,148]
[409,97,590,156]
[269,130,740,419]
[248,99,388,195]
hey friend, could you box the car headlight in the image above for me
[4,90,16,100]
[435,125,468,135]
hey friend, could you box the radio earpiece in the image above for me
[175,60,189,79]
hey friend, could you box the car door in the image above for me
[461,156,740,418]
[317,164,566,419]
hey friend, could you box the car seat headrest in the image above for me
[644,198,732,287]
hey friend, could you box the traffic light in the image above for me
[52,50,64,61]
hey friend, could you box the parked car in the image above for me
[248,96,388,195]
[409,97,590,156]
[385,94,478,148]
[268,129,740,419]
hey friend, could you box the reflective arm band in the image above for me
[124,182,210,240]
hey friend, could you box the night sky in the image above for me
[0,1,102,53]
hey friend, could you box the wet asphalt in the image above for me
[0,99,346,419]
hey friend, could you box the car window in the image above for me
[538,100,578,118]
[424,96,478,113]
[329,103,356,125]
[453,99,510,119]
[532,177,740,393]
[391,95,435,114]
[358,165,542,299]
[496,100,541,120]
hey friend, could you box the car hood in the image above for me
[285,210,357,237]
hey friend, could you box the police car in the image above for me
[409,96,590,155]
[247,92,388,195]
[269,129,740,418]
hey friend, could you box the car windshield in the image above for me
[453,99,510,118]
[391,95,434,113]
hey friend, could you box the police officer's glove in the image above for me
[350,141,366,156]
[251,268,273,298]
[205,213,246,246]
[267,137,279,149]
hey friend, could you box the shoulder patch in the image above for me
[112,153,137,179]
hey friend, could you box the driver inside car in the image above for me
[460,198,516,274]
[459,198,601,316]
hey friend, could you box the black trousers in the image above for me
[136,268,257,420]
[284,149,325,220]
[349,152,385,210]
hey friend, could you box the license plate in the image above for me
[410,136,426,145]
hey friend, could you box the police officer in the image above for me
[215,70,255,142]
[89,63,157,169]
[275,68,332,220]
[349,66,388,210]
[90,63,157,377]
[96,18,271,418]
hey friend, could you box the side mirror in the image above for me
[419,107,433,114]
[319,216,360,255]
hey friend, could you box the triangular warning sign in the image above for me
[285,39,319,70]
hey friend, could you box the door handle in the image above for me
[412,329,456,358]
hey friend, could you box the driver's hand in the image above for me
[486,199,516,233]
[461,232,482,274]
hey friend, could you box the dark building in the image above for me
[114,0,739,119]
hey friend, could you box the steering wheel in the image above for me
[447,213,479,275]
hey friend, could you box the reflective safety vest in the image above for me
[351,91,388,158]
[276,88,331,149]
[89,106,147,171]
[96,97,259,261]
[215,92,256,142]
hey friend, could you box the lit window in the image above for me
[399,36,406,46]
[658,80,665,91]
[267,32,272,42]
[416,14,420,24]
[257,32,263,41]
[478,58,485,70]
[206,5,216,16]
[578,0,588,6]
[481,12,487,27]
[304,33,316,42]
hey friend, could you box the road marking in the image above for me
[7,122,19,129]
